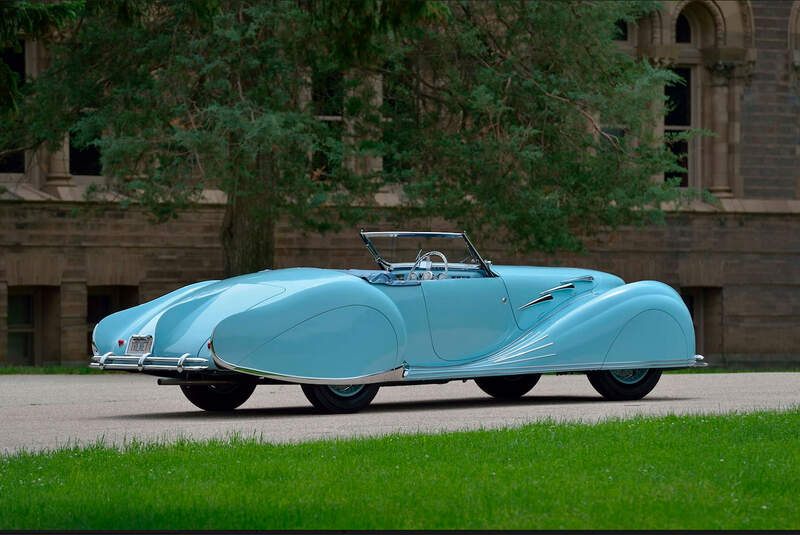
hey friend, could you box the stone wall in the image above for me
[1,203,799,368]
[740,1,800,199]
[0,202,225,365]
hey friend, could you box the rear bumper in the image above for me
[691,354,708,367]
[89,352,210,372]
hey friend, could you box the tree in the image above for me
[0,0,84,110]
[1,0,692,274]
[2,0,427,274]
[378,1,693,253]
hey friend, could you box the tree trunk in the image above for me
[221,152,277,277]
[221,192,276,277]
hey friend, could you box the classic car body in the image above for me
[90,231,705,412]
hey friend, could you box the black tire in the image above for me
[475,374,541,399]
[301,384,379,413]
[180,383,256,411]
[586,368,662,401]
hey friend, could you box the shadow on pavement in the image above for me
[100,393,692,420]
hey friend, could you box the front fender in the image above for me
[536,280,695,369]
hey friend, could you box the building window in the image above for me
[7,286,60,366]
[664,67,692,187]
[311,69,344,181]
[69,130,103,176]
[87,286,139,350]
[7,292,35,365]
[312,69,343,118]
[381,59,418,176]
[680,287,722,359]
[675,13,692,43]
[614,20,629,41]
[0,40,25,173]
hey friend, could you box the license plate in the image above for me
[127,335,153,355]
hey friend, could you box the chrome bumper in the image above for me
[691,354,708,367]
[89,352,210,372]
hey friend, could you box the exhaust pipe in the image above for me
[157,378,239,386]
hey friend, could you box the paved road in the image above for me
[1,372,797,453]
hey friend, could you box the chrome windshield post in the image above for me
[462,231,497,277]
[360,229,392,271]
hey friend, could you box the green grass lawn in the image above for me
[1,410,798,530]
[0,366,115,375]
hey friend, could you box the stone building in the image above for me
[1,0,799,368]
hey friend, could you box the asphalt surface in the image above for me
[1,372,798,453]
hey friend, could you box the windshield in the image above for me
[360,231,495,275]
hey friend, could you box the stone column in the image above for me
[707,62,733,198]
[42,134,80,200]
[353,72,382,175]
[33,40,79,200]
[0,281,7,365]
[60,281,87,366]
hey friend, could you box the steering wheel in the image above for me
[407,251,448,281]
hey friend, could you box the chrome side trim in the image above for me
[211,340,406,384]
[518,294,553,310]
[406,356,698,380]
[540,282,575,295]
[216,362,406,386]
[561,275,595,283]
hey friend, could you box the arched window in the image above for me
[662,2,721,190]
[675,13,692,43]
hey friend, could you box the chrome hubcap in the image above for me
[327,384,365,397]
[610,368,648,384]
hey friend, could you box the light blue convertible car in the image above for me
[90,231,705,412]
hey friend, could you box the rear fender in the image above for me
[93,280,218,355]
[211,276,407,380]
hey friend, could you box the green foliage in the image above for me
[0,365,114,374]
[380,1,695,252]
[1,0,698,266]
[5,2,390,232]
[1,410,798,529]
[0,0,84,43]
[0,0,84,110]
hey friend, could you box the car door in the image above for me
[421,277,520,361]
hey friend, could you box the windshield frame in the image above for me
[359,230,497,277]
